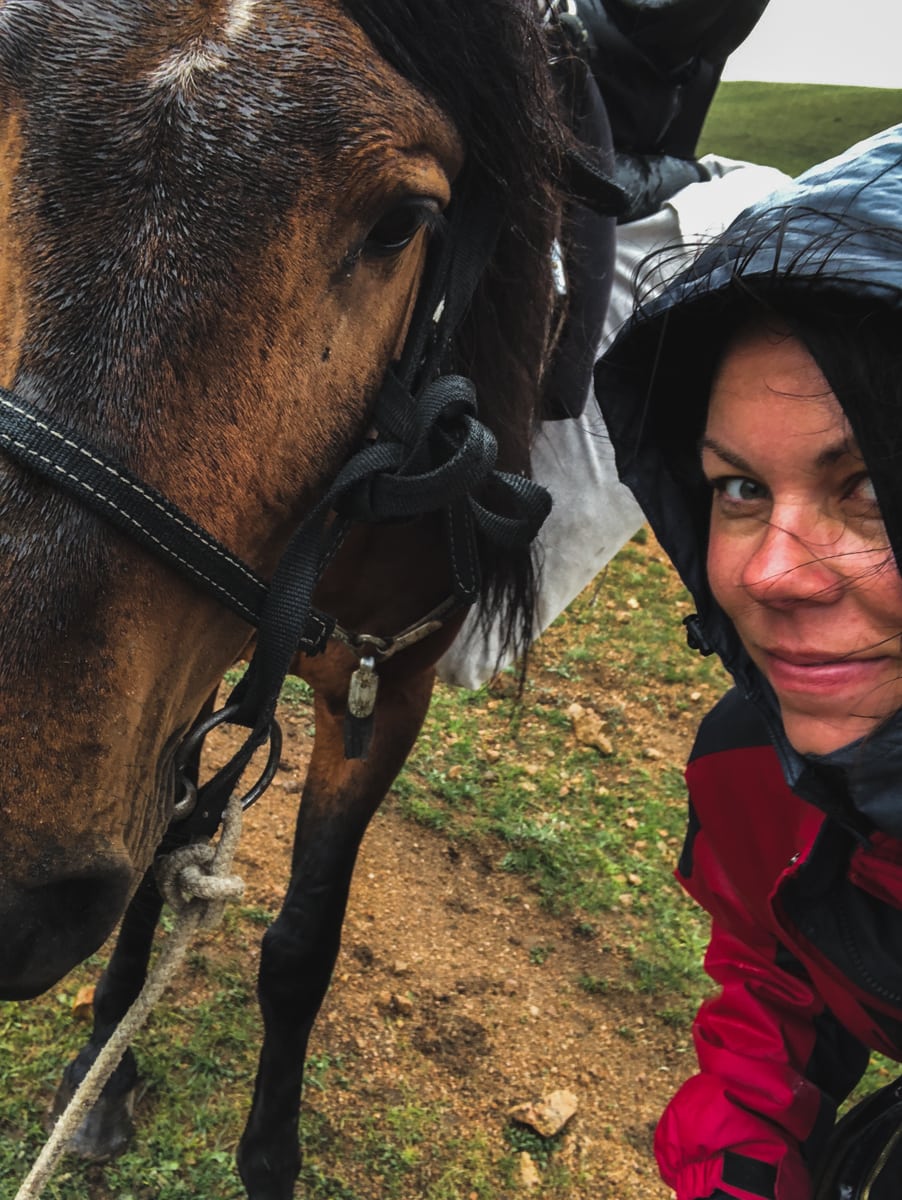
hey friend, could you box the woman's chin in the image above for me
[780,706,878,757]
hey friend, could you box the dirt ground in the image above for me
[228,701,698,1199]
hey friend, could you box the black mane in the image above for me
[342,0,568,666]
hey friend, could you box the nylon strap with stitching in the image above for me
[0,385,334,653]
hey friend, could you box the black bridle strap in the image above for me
[196,185,551,817]
[0,385,338,649]
[0,367,546,659]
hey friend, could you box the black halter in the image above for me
[0,182,552,835]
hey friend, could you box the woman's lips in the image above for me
[759,649,890,695]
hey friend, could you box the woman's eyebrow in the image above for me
[698,436,753,473]
[814,435,861,468]
[699,434,862,473]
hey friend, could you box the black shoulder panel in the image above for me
[689,687,771,764]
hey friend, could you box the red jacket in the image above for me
[658,689,902,1200]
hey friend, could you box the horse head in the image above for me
[0,0,566,997]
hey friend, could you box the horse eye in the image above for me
[363,201,436,257]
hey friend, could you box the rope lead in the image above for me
[14,795,246,1200]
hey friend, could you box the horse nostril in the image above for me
[0,861,134,1000]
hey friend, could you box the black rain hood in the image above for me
[596,124,902,836]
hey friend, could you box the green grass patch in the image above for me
[699,81,902,176]
[0,936,262,1199]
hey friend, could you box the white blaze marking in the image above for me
[147,0,260,91]
[223,0,259,41]
[148,44,225,90]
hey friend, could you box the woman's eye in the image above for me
[363,201,438,257]
[717,476,766,502]
[844,472,883,520]
[848,473,877,503]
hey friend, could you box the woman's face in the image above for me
[703,324,902,756]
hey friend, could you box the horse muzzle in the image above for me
[0,857,133,999]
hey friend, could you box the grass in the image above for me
[0,945,256,1199]
[698,81,902,176]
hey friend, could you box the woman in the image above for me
[595,125,902,1200]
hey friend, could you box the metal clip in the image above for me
[348,655,379,719]
[172,776,198,822]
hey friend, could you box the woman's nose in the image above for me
[741,512,846,606]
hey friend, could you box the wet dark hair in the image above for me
[626,215,902,577]
[727,293,901,574]
[779,299,902,552]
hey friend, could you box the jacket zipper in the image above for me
[836,896,902,1006]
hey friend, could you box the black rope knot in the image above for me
[336,373,496,522]
[335,370,550,550]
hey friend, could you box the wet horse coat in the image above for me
[0,1,585,1195]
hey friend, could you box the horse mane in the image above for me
[341,0,569,672]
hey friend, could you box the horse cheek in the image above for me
[0,110,26,386]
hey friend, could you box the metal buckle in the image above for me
[173,703,284,819]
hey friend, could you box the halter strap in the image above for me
[0,386,336,647]
[0,180,551,835]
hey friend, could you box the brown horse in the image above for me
[0,1,611,1195]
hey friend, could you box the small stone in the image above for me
[518,1151,541,1189]
[566,703,614,756]
[644,747,663,760]
[72,984,95,1020]
[391,993,414,1016]
[509,1089,579,1137]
